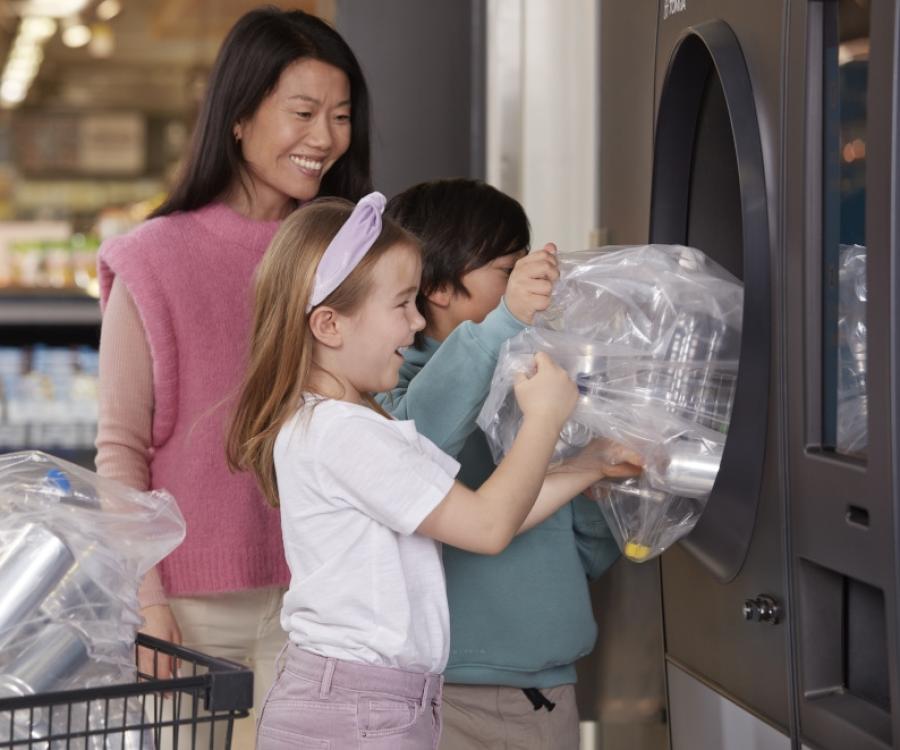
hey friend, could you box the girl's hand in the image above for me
[505,243,560,324]
[514,351,578,429]
[137,604,182,681]
[552,438,644,479]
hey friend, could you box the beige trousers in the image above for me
[161,587,287,750]
[439,683,580,750]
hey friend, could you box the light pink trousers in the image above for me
[257,643,443,749]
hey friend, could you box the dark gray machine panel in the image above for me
[598,1,900,748]
[784,1,899,748]
[334,0,485,195]
[650,0,793,732]
[651,21,771,584]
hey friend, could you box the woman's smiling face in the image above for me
[234,58,352,219]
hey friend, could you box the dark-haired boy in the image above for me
[377,179,622,749]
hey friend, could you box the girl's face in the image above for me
[338,243,426,399]
[233,58,352,220]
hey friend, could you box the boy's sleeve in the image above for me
[381,299,524,457]
[571,494,621,580]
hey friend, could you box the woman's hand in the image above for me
[137,604,182,680]
[505,243,560,324]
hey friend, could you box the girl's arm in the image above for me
[519,441,643,533]
[417,353,576,554]
[419,428,643,552]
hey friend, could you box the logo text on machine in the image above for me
[663,0,687,19]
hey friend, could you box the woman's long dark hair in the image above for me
[152,6,372,218]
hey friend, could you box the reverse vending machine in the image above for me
[584,1,899,749]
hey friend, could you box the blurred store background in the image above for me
[0,0,598,471]
[0,0,330,466]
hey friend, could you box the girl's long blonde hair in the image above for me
[226,197,418,506]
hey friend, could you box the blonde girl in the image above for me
[227,193,609,749]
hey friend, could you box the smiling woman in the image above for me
[232,58,353,219]
[91,7,373,748]
[151,6,372,220]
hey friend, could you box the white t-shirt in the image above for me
[273,398,460,674]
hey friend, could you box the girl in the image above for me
[227,193,628,749]
[95,10,372,741]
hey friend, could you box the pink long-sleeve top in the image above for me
[95,203,290,607]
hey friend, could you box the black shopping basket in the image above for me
[0,633,252,749]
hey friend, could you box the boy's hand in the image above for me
[514,351,578,430]
[551,438,644,480]
[505,243,560,325]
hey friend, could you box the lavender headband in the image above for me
[307,191,386,312]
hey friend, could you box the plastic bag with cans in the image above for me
[0,450,185,748]
[836,244,867,455]
[477,245,743,562]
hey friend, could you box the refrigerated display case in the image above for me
[0,224,100,467]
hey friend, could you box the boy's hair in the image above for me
[385,179,530,348]
[226,197,419,507]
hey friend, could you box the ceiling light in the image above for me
[1,13,56,110]
[18,16,57,42]
[14,0,91,17]
[88,22,114,57]
[61,21,91,48]
[5,59,40,79]
[95,0,122,21]
[8,45,44,66]
[0,79,29,105]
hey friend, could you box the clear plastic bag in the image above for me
[836,244,867,455]
[0,450,185,710]
[477,245,743,562]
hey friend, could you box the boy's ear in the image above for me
[308,307,343,348]
[425,283,453,309]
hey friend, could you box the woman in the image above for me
[94,6,372,741]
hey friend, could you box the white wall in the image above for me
[486,0,599,252]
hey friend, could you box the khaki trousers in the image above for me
[161,586,287,750]
[439,683,580,750]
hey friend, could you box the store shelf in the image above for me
[0,293,101,326]
[0,447,96,470]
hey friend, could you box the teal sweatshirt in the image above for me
[377,300,619,688]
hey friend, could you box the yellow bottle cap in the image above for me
[624,540,652,561]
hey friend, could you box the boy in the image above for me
[379,179,625,749]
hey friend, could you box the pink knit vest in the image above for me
[98,203,290,597]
